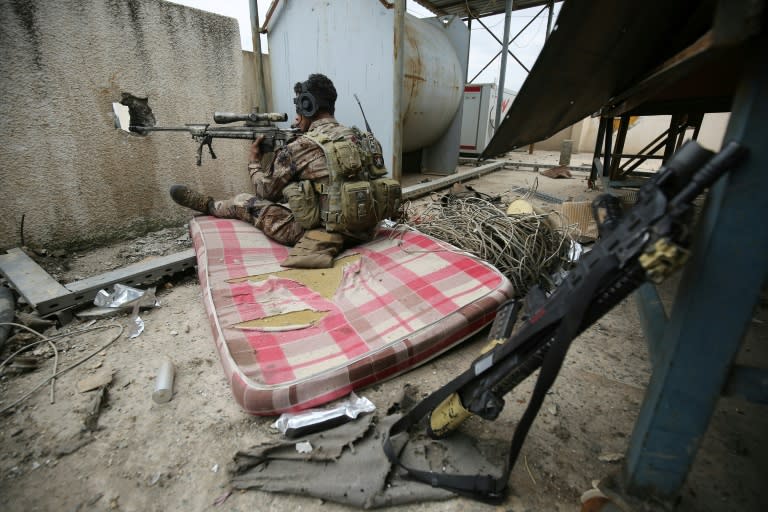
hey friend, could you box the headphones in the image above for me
[294,81,321,117]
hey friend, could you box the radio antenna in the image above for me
[353,93,373,134]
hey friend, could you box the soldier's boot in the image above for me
[169,185,214,214]
[280,230,345,269]
[207,195,273,223]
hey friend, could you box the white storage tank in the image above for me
[262,0,469,177]
[401,15,464,152]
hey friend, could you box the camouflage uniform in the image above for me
[209,117,344,246]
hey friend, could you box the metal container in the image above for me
[263,0,468,176]
[401,15,464,152]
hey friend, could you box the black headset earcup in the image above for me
[296,91,318,117]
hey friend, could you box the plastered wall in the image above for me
[0,0,255,251]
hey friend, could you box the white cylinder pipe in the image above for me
[152,357,175,404]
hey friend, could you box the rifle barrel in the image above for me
[130,126,191,132]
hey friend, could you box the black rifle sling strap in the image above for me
[383,255,617,502]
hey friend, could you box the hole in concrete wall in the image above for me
[112,93,156,134]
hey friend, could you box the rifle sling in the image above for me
[383,256,616,502]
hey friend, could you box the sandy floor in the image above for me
[1,151,766,512]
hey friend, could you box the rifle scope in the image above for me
[213,112,288,124]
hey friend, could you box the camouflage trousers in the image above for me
[210,193,305,246]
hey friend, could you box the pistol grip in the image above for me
[259,138,275,154]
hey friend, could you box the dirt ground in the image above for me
[1,151,766,512]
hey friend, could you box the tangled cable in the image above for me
[0,322,125,414]
[402,195,573,295]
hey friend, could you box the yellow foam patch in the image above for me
[235,309,327,331]
[228,254,360,298]
[228,254,362,329]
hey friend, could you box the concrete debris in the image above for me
[598,452,625,463]
[540,165,573,179]
[77,366,114,393]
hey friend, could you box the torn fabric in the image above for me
[229,411,505,508]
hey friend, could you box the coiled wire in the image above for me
[402,194,573,295]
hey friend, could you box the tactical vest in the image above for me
[284,124,402,240]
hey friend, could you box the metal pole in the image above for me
[466,17,472,83]
[249,0,268,112]
[546,0,554,39]
[392,0,406,180]
[494,0,513,130]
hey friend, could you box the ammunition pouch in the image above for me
[283,180,320,229]
[338,180,375,234]
[332,140,363,178]
[371,178,402,221]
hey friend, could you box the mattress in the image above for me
[190,216,514,415]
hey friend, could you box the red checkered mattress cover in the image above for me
[190,216,514,415]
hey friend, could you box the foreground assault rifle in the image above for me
[383,140,747,502]
[117,110,299,166]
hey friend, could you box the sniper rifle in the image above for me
[383,140,747,503]
[116,111,299,166]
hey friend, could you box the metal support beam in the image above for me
[620,33,768,500]
[473,7,540,75]
[0,248,196,316]
[634,282,667,368]
[609,114,630,179]
[392,0,406,181]
[495,0,514,130]
[401,161,505,200]
[588,117,608,188]
[603,116,613,179]
[249,0,269,112]
[546,0,554,38]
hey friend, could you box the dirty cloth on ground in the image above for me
[229,412,505,508]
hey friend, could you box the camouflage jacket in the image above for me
[249,117,354,201]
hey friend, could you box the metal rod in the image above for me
[469,50,502,84]
[249,0,268,112]
[475,7,546,74]
[546,0,554,39]
[588,117,607,187]
[392,0,406,181]
[603,116,613,177]
[609,114,630,179]
[495,0,514,130]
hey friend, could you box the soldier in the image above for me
[170,73,398,269]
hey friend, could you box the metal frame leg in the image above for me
[619,36,768,501]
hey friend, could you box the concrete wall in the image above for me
[0,0,254,251]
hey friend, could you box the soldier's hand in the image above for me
[249,136,265,163]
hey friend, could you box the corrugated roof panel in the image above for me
[481,0,725,157]
[413,0,553,18]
